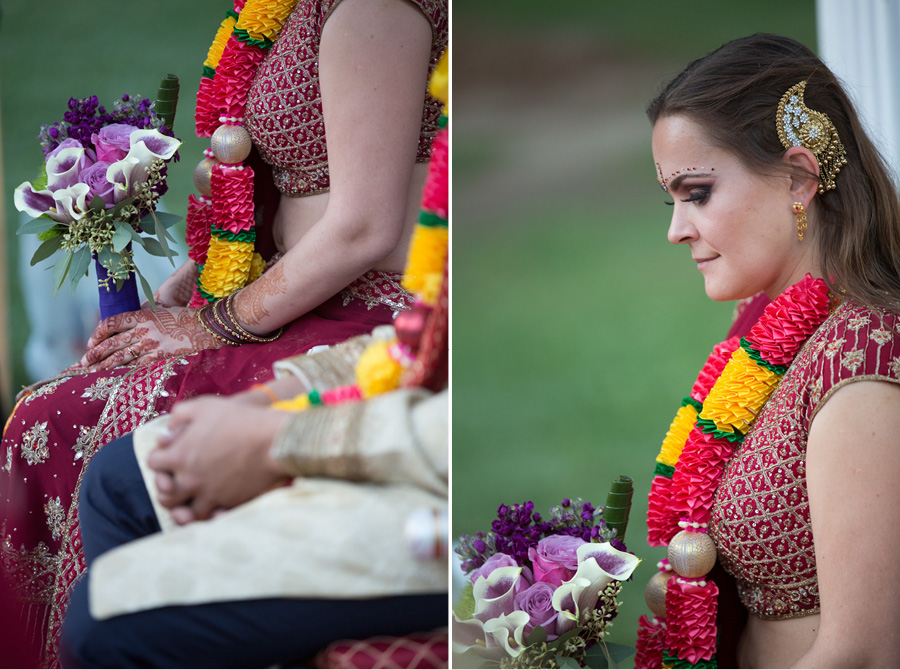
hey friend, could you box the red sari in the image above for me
[0,271,408,667]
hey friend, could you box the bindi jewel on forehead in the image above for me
[656,164,714,191]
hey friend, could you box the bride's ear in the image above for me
[784,146,821,204]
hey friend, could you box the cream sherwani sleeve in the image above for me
[88,387,448,620]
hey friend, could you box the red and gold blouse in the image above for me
[710,301,900,619]
[245,0,448,196]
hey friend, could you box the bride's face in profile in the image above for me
[651,115,814,301]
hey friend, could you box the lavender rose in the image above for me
[78,161,116,208]
[512,581,559,641]
[92,123,135,163]
[528,535,587,588]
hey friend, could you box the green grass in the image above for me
[1,2,225,397]
[450,0,817,655]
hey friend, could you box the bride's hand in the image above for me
[143,261,199,309]
[81,306,222,371]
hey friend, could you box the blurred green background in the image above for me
[1,1,225,405]
[451,0,816,659]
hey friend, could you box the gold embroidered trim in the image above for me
[340,271,411,312]
[275,334,373,390]
[271,402,364,479]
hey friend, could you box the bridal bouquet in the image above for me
[453,497,640,668]
[14,91,182,318]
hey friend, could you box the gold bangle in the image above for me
[225,291,283,343]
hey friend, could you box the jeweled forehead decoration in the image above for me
[776,80,848,194]
[656,164,713,192]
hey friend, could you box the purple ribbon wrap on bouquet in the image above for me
[94,257,140,320]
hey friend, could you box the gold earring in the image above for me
[793,202,807,241]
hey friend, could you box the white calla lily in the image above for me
[46,146,91,191]
[472,565,528,622]
[452,610,530,661]
[106,156,142,202]
[51,183,92,222]
[552,542,641,634]
[128,128,181,161]
[14,182,57,219]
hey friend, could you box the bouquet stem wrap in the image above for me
[95,256,140,320]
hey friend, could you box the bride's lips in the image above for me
[693,255,718,269]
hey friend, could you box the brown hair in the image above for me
[648,33,900,310]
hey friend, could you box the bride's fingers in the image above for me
[86,311,138,349]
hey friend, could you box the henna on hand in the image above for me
[83,307,223,371]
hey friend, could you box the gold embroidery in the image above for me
[21,421,50,465]
[840,349,864,372]
[1,525,60,605]
[871,328,892,345]
[81,376,122,402]
[340,271,412,312]
[44,497,65,542]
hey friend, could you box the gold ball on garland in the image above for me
[193,157,217,196]
[644,570,670,618]
[211,124,252,164]
[667,530,717,578]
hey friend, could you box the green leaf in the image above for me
[605,642,635,665]
[525,625,547,647]
[37,226,62,242]
[584,644,611,669]
[29,235,64,266]
[111,222,133,253]
[89,195,106,211]
[141,238,168,257]
[52,253,73,297]
[155,222,176,265]
[18,217,58,236]
[140,213,157,235]
[69,246,92,282]
[126,226,145,245]
[153,211,182,229]
[452,583,475,621]
[557,655,581,669]
[134,265,156,313]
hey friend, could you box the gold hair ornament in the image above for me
[776,80,848,194]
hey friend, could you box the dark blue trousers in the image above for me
[60,435,447,668]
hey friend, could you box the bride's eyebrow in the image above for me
[668,171,714,191]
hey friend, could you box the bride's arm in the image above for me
[232,0,433,335]
[792,381,900,668]
[79,0,433,370]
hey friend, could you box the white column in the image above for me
[817,0,900,184]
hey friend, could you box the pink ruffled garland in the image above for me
[639,275,832,668]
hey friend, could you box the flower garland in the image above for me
[636,274,832,668]
[272,50,448,410]
[185,0,301,309]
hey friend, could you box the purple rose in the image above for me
[528,535,586,588]
[513,581,559,641]
[92,123,135,163]
[78,161,115,208]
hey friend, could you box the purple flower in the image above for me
[92,123,135,163]
[78,161,115,208]
[528,535,586,588]
[513,581,559,641]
